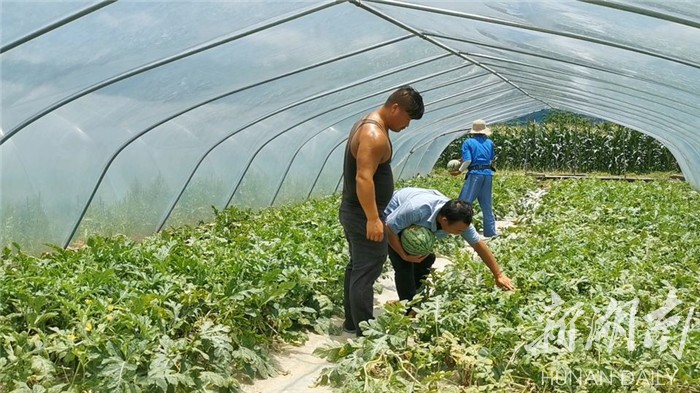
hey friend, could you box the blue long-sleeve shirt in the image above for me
[384,187,481,246]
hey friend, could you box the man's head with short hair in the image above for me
[439,199,473,224]
[382,86,424,132]
[385,85,424,120]
[437,200,473,234]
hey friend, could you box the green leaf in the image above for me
[99,356,138,389]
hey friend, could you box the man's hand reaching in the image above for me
[495,273,515,291]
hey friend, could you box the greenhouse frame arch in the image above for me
[1,0,699,250]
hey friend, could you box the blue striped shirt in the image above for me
[384,188,481,246]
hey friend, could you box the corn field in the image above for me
[438,111,680,175]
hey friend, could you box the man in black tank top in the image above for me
[339,86,424,336]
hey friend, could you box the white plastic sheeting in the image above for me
[1,0,698,249]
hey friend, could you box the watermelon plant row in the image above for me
[0,196,352,391]
[315,174,700,392]
[2,172,697,392]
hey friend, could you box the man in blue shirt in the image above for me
[453,119,498,237]
[384,187,514,305]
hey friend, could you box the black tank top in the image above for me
[341,117,394,213]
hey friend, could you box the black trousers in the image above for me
[388,247,436,302]
[339,208,387,336]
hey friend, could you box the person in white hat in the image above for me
[450,119,498,238]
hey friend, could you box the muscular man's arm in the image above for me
[355,125,390,242]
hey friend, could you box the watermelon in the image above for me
[400,225,436,255]
[446,159,461,171]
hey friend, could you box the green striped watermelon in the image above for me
[400,225,435,255]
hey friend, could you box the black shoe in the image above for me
[342,322,356,334]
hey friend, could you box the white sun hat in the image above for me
[469,119,492,136]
